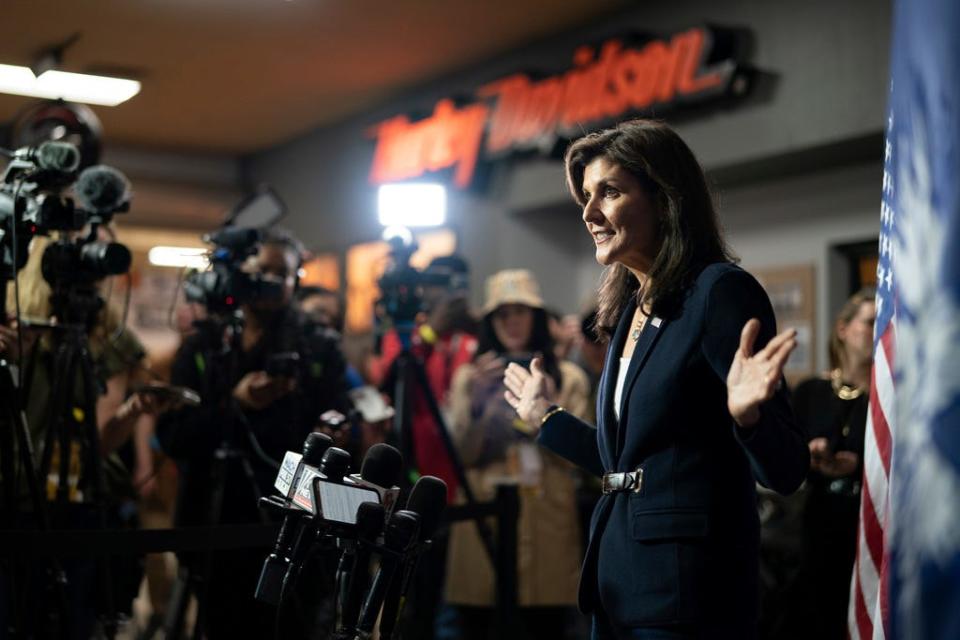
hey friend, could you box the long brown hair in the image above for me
[829,287,876,370]
[564,119,734,339]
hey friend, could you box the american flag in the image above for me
[850,1,960,638]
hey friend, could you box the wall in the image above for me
[243,0,891,371]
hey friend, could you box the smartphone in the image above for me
[134,383,202,407]
[503,353,533,370]
[348,386,395,423]
[265,351,300,378]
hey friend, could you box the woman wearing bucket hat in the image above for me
[503,120,809,639]
[445,268,590,639]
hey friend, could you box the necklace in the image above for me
[630,313,646,342]
[831,368,865,400]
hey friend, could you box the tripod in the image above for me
[162,312,269,640]
[27,284,120,639]
[384,323,496,563]
[0,293,71,638]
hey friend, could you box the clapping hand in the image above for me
[727,319,797,428]
[503,357,556,426]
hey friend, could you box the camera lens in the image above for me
[80,241,132,277]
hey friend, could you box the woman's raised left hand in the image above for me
[726,319,797,428]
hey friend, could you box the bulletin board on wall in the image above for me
[750,264,817,387]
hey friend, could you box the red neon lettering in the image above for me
[478,75,531,154]
[368,99,489,187]
[674,28,725,95]
[370,27,734,187]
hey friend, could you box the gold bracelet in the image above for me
[540,405,565,426]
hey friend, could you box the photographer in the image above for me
[155,227,350,637]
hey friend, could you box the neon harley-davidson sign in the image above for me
[368,26,751,189]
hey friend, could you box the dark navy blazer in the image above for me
[539,263,809,637]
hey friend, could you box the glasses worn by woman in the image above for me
[503,119,808,640]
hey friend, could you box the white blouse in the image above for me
[613,357,631,421]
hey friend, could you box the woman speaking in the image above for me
[503,120,809,639]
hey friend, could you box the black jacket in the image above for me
[539,263,808,637]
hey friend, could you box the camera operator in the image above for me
[156,227,350,638]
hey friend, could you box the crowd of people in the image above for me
[0,118,875,640]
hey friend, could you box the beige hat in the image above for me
[482,269,545,315]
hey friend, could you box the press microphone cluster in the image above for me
[256,435,399,604]
[255,434,447,640]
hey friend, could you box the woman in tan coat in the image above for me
[446,269,590,639]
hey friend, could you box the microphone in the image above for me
[292,447,381,523]
[355,509,421,638]
[256,432,334,605]
[336,501,385,635]
[378,476,448,640]
[74,164,130,216]
[274,432,333,499]
[275,445,359,606]
[349,443,403,515]
[333,445,401,632]
[11,141,80,173]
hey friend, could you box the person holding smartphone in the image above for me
[445,269,590,640]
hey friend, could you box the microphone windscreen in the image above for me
[302,431,333,466]
[385,510,420,551]
[75,164,129,214]
[355,501,385,541]
[320,447,352,481]
[360,443,403,488]
[406,475,447,541]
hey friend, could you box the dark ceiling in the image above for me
[2,0,629,154]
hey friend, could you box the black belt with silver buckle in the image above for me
[601,468,644,495]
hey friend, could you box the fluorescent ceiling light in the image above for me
[148,246,209,269]
[0,64,140,107]
[378,183,446,227]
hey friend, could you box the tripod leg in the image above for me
[0,369,17,528]
[405,354,497,564]
[390,354,414,479]
[77,341,118,640]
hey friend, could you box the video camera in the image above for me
[183,186,287,315]
[376,233,457,328]
[0,142,132,324]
